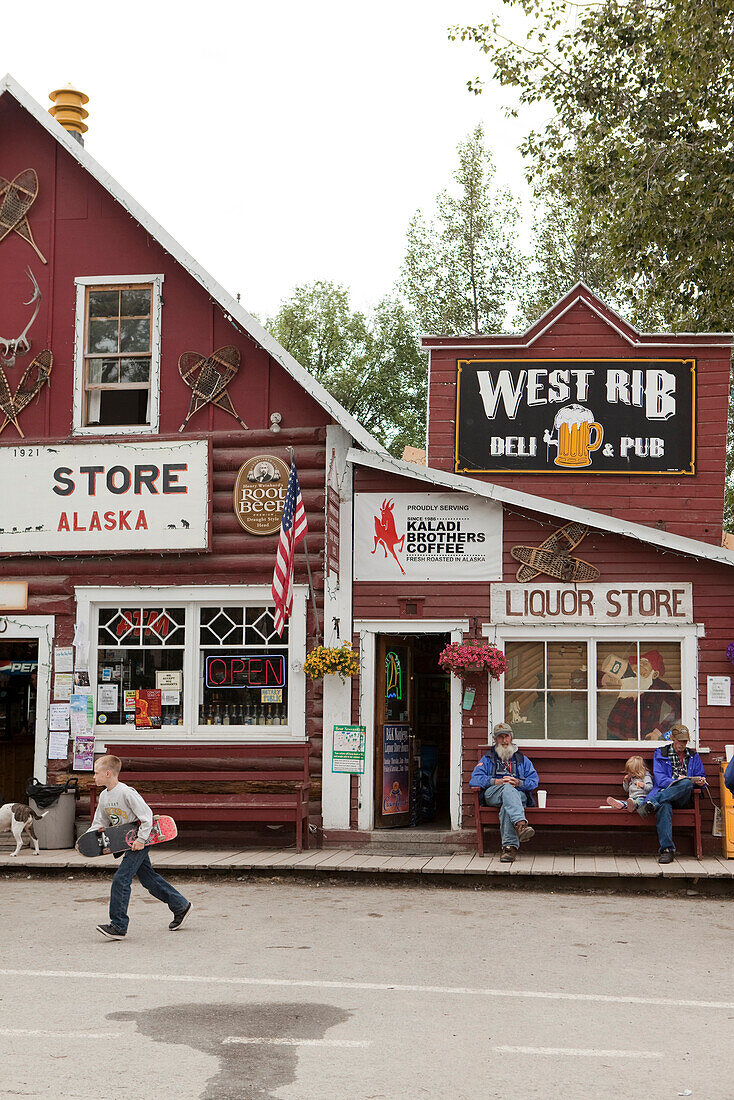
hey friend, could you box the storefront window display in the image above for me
[83,586,306,739]
[504,639,683,742]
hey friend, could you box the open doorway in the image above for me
[0,641,38,803]
[373,633,450,829]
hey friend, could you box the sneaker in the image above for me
[637,801,655,817]
[500,846,517,863]
[169,902,192,930]
[606,797,626,810]
[626,798,638,812]
[658,850,675,864]
[515,820,535,843]
[96,923,126,939]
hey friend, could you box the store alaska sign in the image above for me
[491,583,693,624]
[0,440,209,553]
[354,493,502,581]
[455,359,696,475]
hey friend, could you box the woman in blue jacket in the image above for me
[469,722,539,863]
[638,723,706,863]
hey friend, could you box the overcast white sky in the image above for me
[3,1,544,319]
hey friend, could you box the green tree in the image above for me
[452,0,734,331]
[267,281,426,455]
[400,125,523,334]
[453,0,734,524]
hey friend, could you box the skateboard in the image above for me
[513,521,590,582]
[77,815,177,858]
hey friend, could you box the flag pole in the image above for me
[288,446,321,638]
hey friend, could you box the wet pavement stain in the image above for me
[109,1001,351,1100]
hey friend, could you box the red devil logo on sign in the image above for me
[372,498,405,575]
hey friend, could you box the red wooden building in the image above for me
[341,287,734,853]
[0,76,367,830]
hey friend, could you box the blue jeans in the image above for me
[110,848,188,932]
[483,785,529,849]
[648,779,693,853]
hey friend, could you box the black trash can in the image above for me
[26,777,78,850]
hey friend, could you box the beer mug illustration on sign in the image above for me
[543,404,604,469]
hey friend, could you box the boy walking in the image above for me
[79,753,191,939]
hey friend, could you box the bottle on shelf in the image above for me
[205,704,213,726]
[257,703,266,724]
[244,702,254,725]
[199,704,205,726]
[214,704,222,725]
[222,704,230,726]
[265,705,274,726]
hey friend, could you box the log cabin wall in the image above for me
[0,89,331,831]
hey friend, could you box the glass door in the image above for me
[374,636,413,829]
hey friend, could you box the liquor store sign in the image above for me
[455,359,696,475]
[492,583,693,624]
[0,440,208,553]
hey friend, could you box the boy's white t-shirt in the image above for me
[88,782,153,842]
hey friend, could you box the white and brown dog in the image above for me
[0,803,47,855]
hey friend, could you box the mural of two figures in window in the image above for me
[0,170,53,436]
[505,640,681,740]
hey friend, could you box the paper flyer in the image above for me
[54,646,73,674]
[97,683,119,711]
[70,692,94,735]
[49,702,70,731]
[48,730,69,760]
[53,673,73,701]
[73,733,95,771]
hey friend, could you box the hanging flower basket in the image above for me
[303,641,359,681]
[438,639,507,681]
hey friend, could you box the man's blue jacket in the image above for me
[470,748,539,805]
[647,744,705,801]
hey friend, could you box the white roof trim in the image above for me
[0,74,386,456]
[420,283,734,349]
[347,446,734,570]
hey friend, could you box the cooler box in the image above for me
[718,762,734,859]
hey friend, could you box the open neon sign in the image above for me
[205,654,286,689]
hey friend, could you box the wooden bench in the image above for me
[90,743,311,851]
[470,745,703,858]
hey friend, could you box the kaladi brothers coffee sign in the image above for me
[354,493,502,581]
[455,359,696,475]
[0,440,209,553]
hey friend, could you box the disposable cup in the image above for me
[537,789,547,808]
[726,745,734,762]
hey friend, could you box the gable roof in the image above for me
[421,283,734,350]
[347,446,734,571]
[0,74,387,455]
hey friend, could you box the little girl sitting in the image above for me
[607,755,653,811]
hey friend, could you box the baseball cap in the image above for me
[493,722,513,737]
[670,723,690,742]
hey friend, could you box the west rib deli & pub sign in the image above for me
[454,359,696,475]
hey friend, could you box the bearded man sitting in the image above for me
[469,723,539,862]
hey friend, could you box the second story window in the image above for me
[73,275,163,434]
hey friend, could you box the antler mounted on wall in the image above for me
[0,267,42,368]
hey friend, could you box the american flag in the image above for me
[272,458,308,636]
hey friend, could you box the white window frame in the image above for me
[72,274,164,436]
[75,585,307,745]
[485,623,701,748]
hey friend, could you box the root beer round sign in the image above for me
[233,455,289,535]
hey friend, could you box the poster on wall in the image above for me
[73,734,95,771]
[381,724,410,814]
[136,689,162,729]
[354,493,502,581]
[455,359,696,475]
[332,724,366,774]
[0,440,209,553]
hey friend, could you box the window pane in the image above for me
[97,607,185,648]
[120,288,151,316]
[98,389,149,426]
[120,317,150,353]
[641,692,681,740]
[200,646,288,726]
[96,647,184,727]
[87,359,115,384]
[245,606,286,645]
[87,318,119,354]
[642,644,681,692]
[505,641,545,690]
[547,695,587,739]
[199,606,245,646]
[597,641,639,739]
[505,691,544,738]
[119,357,150,383]
[547,642,587,692]
[88,290,119,318]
